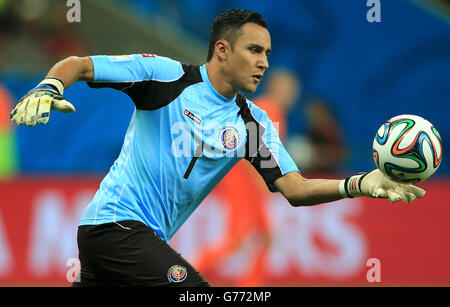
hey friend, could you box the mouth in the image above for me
[252,74,263,82]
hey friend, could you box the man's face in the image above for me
[225,23,271,94]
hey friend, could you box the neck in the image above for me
[205,62,237,99]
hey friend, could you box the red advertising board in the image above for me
[0,176,449,286]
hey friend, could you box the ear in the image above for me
[215,39,230,62]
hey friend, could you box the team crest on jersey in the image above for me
[167,265,187,283]
[220,127,239,151]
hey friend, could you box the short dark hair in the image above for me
[207,9,267,62]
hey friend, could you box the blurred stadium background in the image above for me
[0,0,450,286]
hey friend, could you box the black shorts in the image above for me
[73,220,210,287]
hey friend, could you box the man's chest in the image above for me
[170,98,248,159]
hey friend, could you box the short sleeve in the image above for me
[88,53,184,84]
[86,54,194,110]
[237,96,299,192]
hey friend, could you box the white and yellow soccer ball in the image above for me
[372,114,442,183]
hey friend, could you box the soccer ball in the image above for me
[372,114,442,183]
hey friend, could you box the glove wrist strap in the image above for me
[339,173,368,198]
[38,77,65,95]
[339,179,351,198]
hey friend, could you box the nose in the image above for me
[258,54,269,70]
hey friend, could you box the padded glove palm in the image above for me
[339,169,426,203]
[10,78,75,127]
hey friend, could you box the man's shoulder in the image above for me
[151,54,200,69]
[235,93,271,123]
[138,54,201,83]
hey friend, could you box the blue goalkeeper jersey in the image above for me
[79,53,299,242]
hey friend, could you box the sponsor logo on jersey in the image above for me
[220,127,239,151]
[141,53,155,58]
[107,55,136,62]
[184,109,202,125]
[167,265,187,283]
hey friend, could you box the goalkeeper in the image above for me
[11,9,425,286]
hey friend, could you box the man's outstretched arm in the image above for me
[274,170,426,207]
[45,56,94,87]
[274,172,342,206]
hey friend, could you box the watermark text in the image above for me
[66,0,81,23]
[366,257,381,282]
[366,0,381,23]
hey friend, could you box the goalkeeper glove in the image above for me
[339,169,426,203]
[10,77,75,127]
